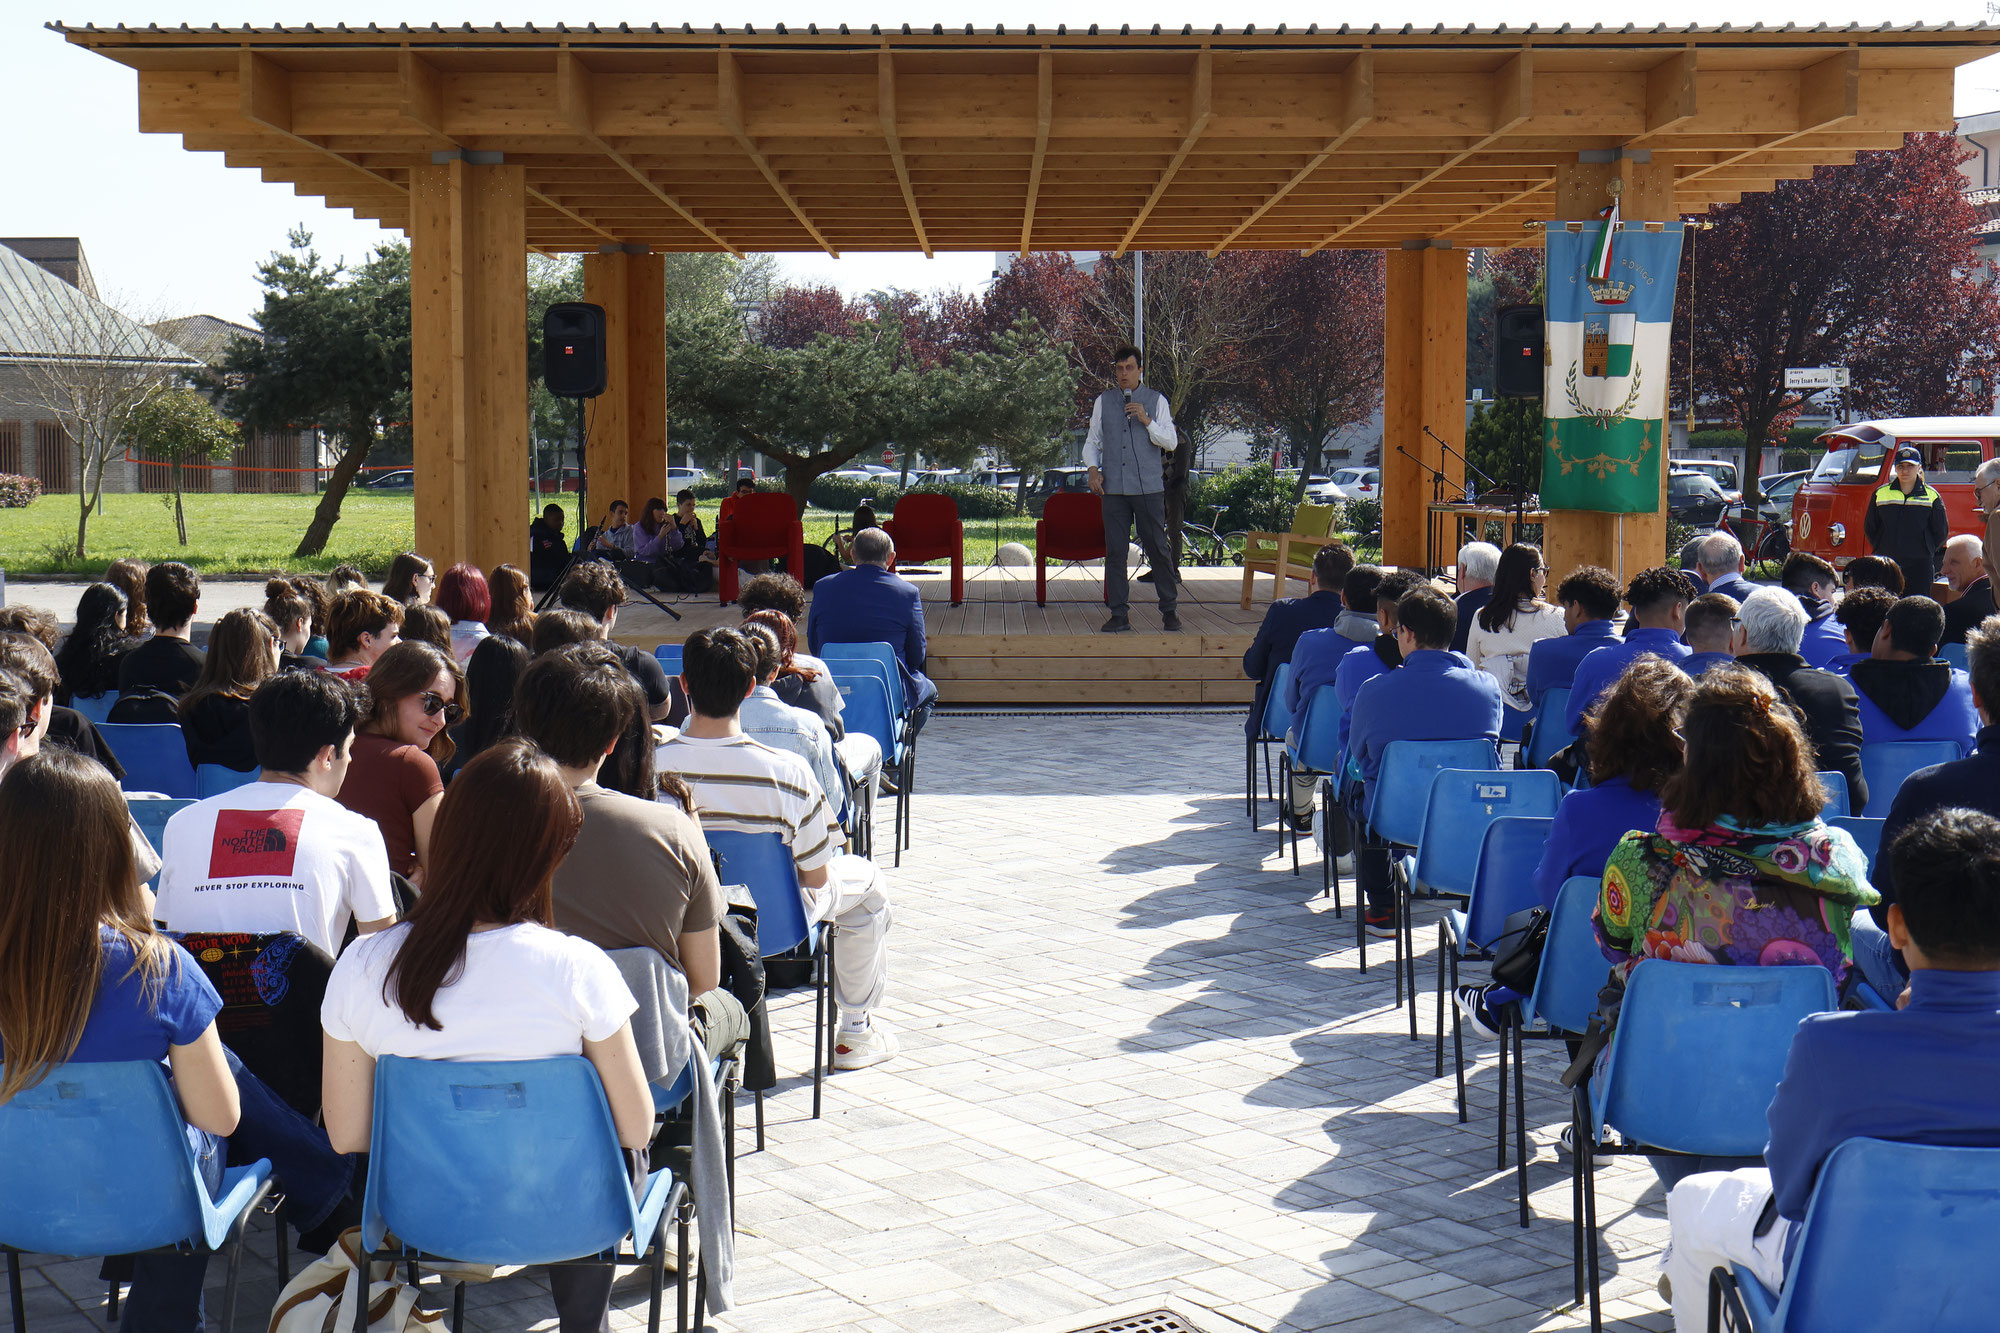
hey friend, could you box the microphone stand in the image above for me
[1396,443,1456,576]
[532,394,681,620]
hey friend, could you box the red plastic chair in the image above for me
[1034,492,1109,607]
[717,493,806,604]
[882,494,966,606]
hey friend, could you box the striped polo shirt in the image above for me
[655,732,839,875]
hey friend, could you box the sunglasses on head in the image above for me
[417,691,463,724]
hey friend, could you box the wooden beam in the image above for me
[718,50,838,255]
[1438,177,1552,237]
[1208,55,1372,256]
[1112,51,1212,258]
[1380,246,1466,568]
[238,49,409,204]
[878,51,932,257]
[1021,51,1052,256]
[1644,49,1699,136]
[1674,48,1858,190]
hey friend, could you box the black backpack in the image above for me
[106,687,180,725]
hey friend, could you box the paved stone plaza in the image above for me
[12,710,1672,1333]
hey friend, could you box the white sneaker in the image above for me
[833,1024,900,1070]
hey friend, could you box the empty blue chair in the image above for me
[1437,817,1554,1119]
[1279,684,1345,900]
[1817,771,1850,819]
[653,643,684,676]
[359,1055,689,1333]
[1526,686,1572,769]
[1574,961,1837,1331]
[1858,740,1962,818]
[1247,661,1293,829]
[829,671,910,866]
[0,1061,277,1333]
[819,642,907,719]
[1940,641,1970,671]
[99,723,197,799]
[1828,816,1886,880]
[127,795,194,892]
[704,830,833,1135]
[1411,769,1562,901]
[1712,1138,2000,1332]
[195,764,259,799]
[68,692,117,725]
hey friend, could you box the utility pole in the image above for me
[1132,251,1145,354]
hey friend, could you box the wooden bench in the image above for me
[1240,503,1342,608]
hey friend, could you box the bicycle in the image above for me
[1179,505,1248,568]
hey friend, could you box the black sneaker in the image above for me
[1137,569,1155,583]
[1454,984,1503,1040]
[1100,614,1133,633]
[1365,909,1398,938]
[1162,611,1182,632]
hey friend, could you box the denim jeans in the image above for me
[121,1050,356,1333]
[1847,909,1908,1003]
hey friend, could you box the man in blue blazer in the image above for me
[809,527,939,734]
[1242,543,1353,745]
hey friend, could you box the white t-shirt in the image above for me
[321,921,637,1061]
[156,781,396,955]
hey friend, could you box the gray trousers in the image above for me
[1101,490,1178,616]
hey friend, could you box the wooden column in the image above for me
[411,156,528,575]
[1381,243,1467,569]
[582,248,669,512]
[1541,154,1675,586]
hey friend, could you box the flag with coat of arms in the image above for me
[1540,207,1685,513]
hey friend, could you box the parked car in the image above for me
[1672,457,1741,502]
[1792,418,2000,569]
[534,464,582,493]
[1328,466,1381,500]
[664,466,707,489]
[1037,466,1094,496]
[969,469,1024,490]
[1668,469,1731,525]
[361,469,413,490]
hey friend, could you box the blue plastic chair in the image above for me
[68,692,117,725]
[1526,686,1572,769]
[704,830,834,1135]
[359,1055,690,1333]
[829,670,910,866]
[127,795,194,892]
[652,643,684,676]
[1940,641,1970,671]
[1279,684,1346,901]
[99,722,198,799]
[1411,769,1562,901]
[1858,740,1962,818]
[1828,816,1886,880]
[1817,770,1851,819]
[1712,1138,2000,1332]
[1247,661,1294,829]
[818,642,908,719]
[1574,960,1837,1330]
[1436,817,1554,1121]
[0,1060,277,1333]
[195,764,259,799]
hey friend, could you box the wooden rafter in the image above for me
[878,51,931,257]
[1208,53,1373,256]
[1675,49,1859,187]
[1020,51,1052,257]
[718,50,838,256]
[237,51,405,202]
[1112,51,1212,258]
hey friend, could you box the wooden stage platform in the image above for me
[607,565,1264,707]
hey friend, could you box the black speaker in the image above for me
[1494,303,1545,399]
[543,302,607,399]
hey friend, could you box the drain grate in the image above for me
[1062,1312,1206,1333]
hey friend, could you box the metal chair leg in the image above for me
[675,1199,692,1333]
[9,1249,26,1333]
[452,1281,467,1333]
[811,934,829,1119]
[1451,950,1470,1123]
[1583,1123,1603,1332]
[754,1088,765,1152]
[1514,1017,1531,1228]
[107,1278,119,1322]
[1276,755,1291,861]
[1245,736,1258,826]
[1404,874,1420,1040]
[647,1210,667,1333]
[1496,1018,1510,1170]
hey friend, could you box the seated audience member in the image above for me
[1731,586,1869,811]
[1849,595,1979,752]
[717,474,757,524]
[746,608,880,797]
[1842,552,1905,596]
[484,563,536,647]
[178,608,280,773]
[515,645,749,1059]
[1456,658,1693,1037]
[0,747,360,1320]
[105,557,152,638]
[532,608,599,654]
[336,641,461,886]
[1595,664,1876,987]
[1523,565,1623,717]
[738,573,842,729]
[53,582,131,704]
[633,497,673,569]
[325,563,369,598]
[320,740,651,1333]
[118,561,205,698]
[1347,586,1505,935]
[263,579,327,671]
[445,634,530,781]
[1659,807,2000,1333]
[835,502,878,564]
[1287,564,1385,717]
[590,499,637,562]
[434,563,492,665]
[660,490,716,593]
[1941,532,1994,646]
[1831,585,1897,675]
[323,590,404,681]
[380,551,435,608]
[289,575,332,660]
[739,620,847,813]
[557,560,673,722]
[1243,542,1352,739]
[1681,593,1740,676]
[1467,543,1567,723]
[399,604,454,657]
[809,526,939,734]
[528,504,569,590]
[158,671,396,954]
[1564,566,1695,736]
[658,627,899,1069]
[1326,569,1428,754]
[1781,553,1846,668]
[1332,563,1383,644]
[1450,541,1502,654]
[0,632,125,782]
[1695,532,1756,603]
[1677,535,1709,596]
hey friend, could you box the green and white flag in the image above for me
[1541,219,1684,513]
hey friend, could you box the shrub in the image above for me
[0,474,40,509]
[1187,464,1297,536]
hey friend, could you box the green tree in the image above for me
[215,230,411,558]
[1463,397,1545,498]
[125,387,238,545]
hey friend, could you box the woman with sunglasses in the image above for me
[336,641,464,888]
[1465,542,1566,733]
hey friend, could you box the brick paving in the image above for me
[12,710,1674,1333]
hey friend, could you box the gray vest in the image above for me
[1096,385,1168,495]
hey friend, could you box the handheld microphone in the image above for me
[1123,390,1133,404]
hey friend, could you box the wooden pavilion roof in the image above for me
[55,20,2000,255]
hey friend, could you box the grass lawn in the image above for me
[0,491,1051,577]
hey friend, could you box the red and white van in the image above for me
[1790,418,2000,568]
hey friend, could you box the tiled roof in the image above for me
[0,246,198,368]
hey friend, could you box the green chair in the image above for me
[1239,503,1341,607]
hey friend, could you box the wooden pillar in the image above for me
[411,156,528,576]
[1541,154,1675,586]
[582,248,669,512]
[1381,243,1468,569]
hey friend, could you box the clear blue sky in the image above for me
[9,1,1998,323]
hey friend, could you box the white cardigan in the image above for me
[1465,600,1568,710]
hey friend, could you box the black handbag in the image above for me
[1488,904,1550,993]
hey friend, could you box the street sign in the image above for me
[1784,366,1851,390]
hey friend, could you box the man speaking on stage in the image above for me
[1086,343,1180,633]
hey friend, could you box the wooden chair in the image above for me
[1240,503,1342,608]
[1034,492,1108,607]
[716,493,806,604]
[882,493,965,606]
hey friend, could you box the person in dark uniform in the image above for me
[1865,445,1949,595]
